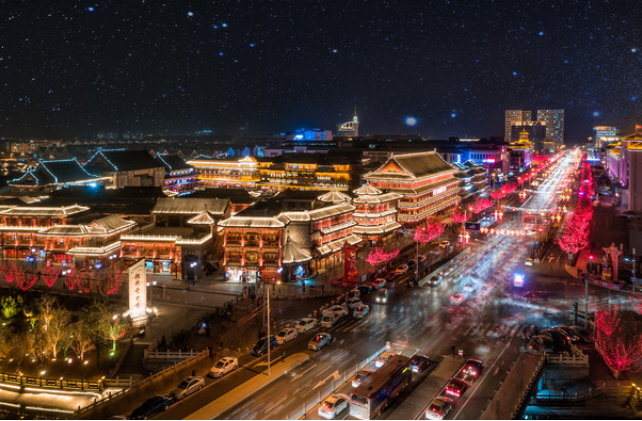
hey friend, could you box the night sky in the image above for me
[1,1,641,141]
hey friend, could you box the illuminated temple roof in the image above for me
[623,132,642,149]
[152,197,229,215]
[318,190,351,203]
[365,151,456,181]
[282,239,312,264]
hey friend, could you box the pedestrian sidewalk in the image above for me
[185,353,310,420]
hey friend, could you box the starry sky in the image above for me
[1,0,641,141]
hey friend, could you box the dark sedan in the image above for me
[130,394,174,419]
[409,354,430,373]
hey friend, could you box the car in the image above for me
[308,332,332,351]
[425,396,453,420]
[461,359,484,378]
[375,288,389,303]
[395,264,409,274]
[418,255,428,263]
[130,394,174,419]
[439,241,451,249]
[209,357,239,378]
[251,336,278,357]
[328,305,349,317]
[375,352,395,368]
[538,329,570,347]
[353,305,370,318]
[347,289,361,299]
[409,354,430,373]
[275,327,299,345]
[171,376,205,400]
[295,317,318,333]
[445,378,469,398]
[352,369,374,388]
[554,325,593,344]
[371,278,387,290]
[357,285,372,295]
[463,281,476,293]
[345,296,364,309]
[525,258,534,266]
[428,275,442,287]
[450,291,466,305]
[318,393,349,419]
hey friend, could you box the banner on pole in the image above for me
[128,258,148,326]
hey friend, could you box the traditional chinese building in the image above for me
[120,197,230,279]
[187,156,260,189]
[351,183,402,244]
[156,154,198,194]
[218,190,360,284]
[259,153,355,192]
[363,151,460,226]
[83,149,166,189]
[8,159,109,192]
[507,129,534,172]
[454,160,489,204]
[36,214,137,268]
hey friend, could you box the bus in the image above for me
[349,355,411,420]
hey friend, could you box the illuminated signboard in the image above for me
[513,273,525,288]
[433,186,447,195]
[128,258,148,326]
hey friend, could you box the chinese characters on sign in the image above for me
[128,258,148,326]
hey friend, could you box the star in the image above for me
[87,6,95,12]
[405,116,418,126]
[187,11,194,17]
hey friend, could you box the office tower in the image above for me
[504,110,532,141]
[537,109,565,143]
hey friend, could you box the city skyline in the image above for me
[0,1,641,140]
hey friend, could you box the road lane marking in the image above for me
[451,337,514,420]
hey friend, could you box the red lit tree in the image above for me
[15,270,38,291]
[76,269,92,294]
[595,306,642,377]
[414,222,445,243]
[42,266,60,288]
[366,247,400,266]
[471,197,494,214]
[490,190,505,201]
[99,265,124,296]
[451,209,468,224]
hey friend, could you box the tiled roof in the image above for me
[152,197,229,215]
[366,151,455,180]
[84,149,164,174]
[157,154,193,171]
[10,159,100,186]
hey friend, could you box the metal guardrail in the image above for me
[545,352,589,366]
[144,349,200,360]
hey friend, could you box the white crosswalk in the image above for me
[460,322,538,340]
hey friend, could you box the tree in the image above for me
[595,307,642,377]
[451,209,468,224]
[69,322,95,361]
[1,295,24,319]
[414,222,445,244]
[365,247,400,266]
[43,307,71,359]
[86,301,130,353]
[471,197,494,214]
[36,294,58,333]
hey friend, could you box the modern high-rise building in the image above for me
[504,110,532,141]
[536,109,564,143]
[593,126,619,146]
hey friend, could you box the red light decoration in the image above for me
[471,197,494,214]
[414,222,445,243]
[99,265,124,296]
[65,270,77,291]
[366,247,400,266]
[595,306,642,375]
[42,267,60,288]
[76,269,92,294]
[451,209,468,224]
[3,262,17,284]
[15,270,38,291]
[558,161,594,256]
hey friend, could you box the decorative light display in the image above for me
[15,270,38,291]
[595,306,642,374]
[451,209,468,224]
[470,197,494,214]
[414,222,445,243]
[65,270,77,291]
[77,269,92,294]
[3,262,17,284]
[42,267,60,288]
[99,265,124,296]
[366,247,400,266]
[558,161,594,256]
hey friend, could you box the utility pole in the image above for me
[584,273,589,329]
[632,247,637,292]
[267,288,271,376]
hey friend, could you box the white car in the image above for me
[347,289,361,299]
[209,357,239,378]
[308,332,332,351]
[171,376,205,400]
[375,288,389,303]
[525,258,534,266]
[353,305,370,318]
[295,317,318,333]
[463,282,476,293]
[328,305,349,317]
[371,278,387,290]
[395,264,409,274]
[425,396,453,420]
[439,241,451,249]
[345,296,363,309]
[275,327,298,345]
[318,393,349,419]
